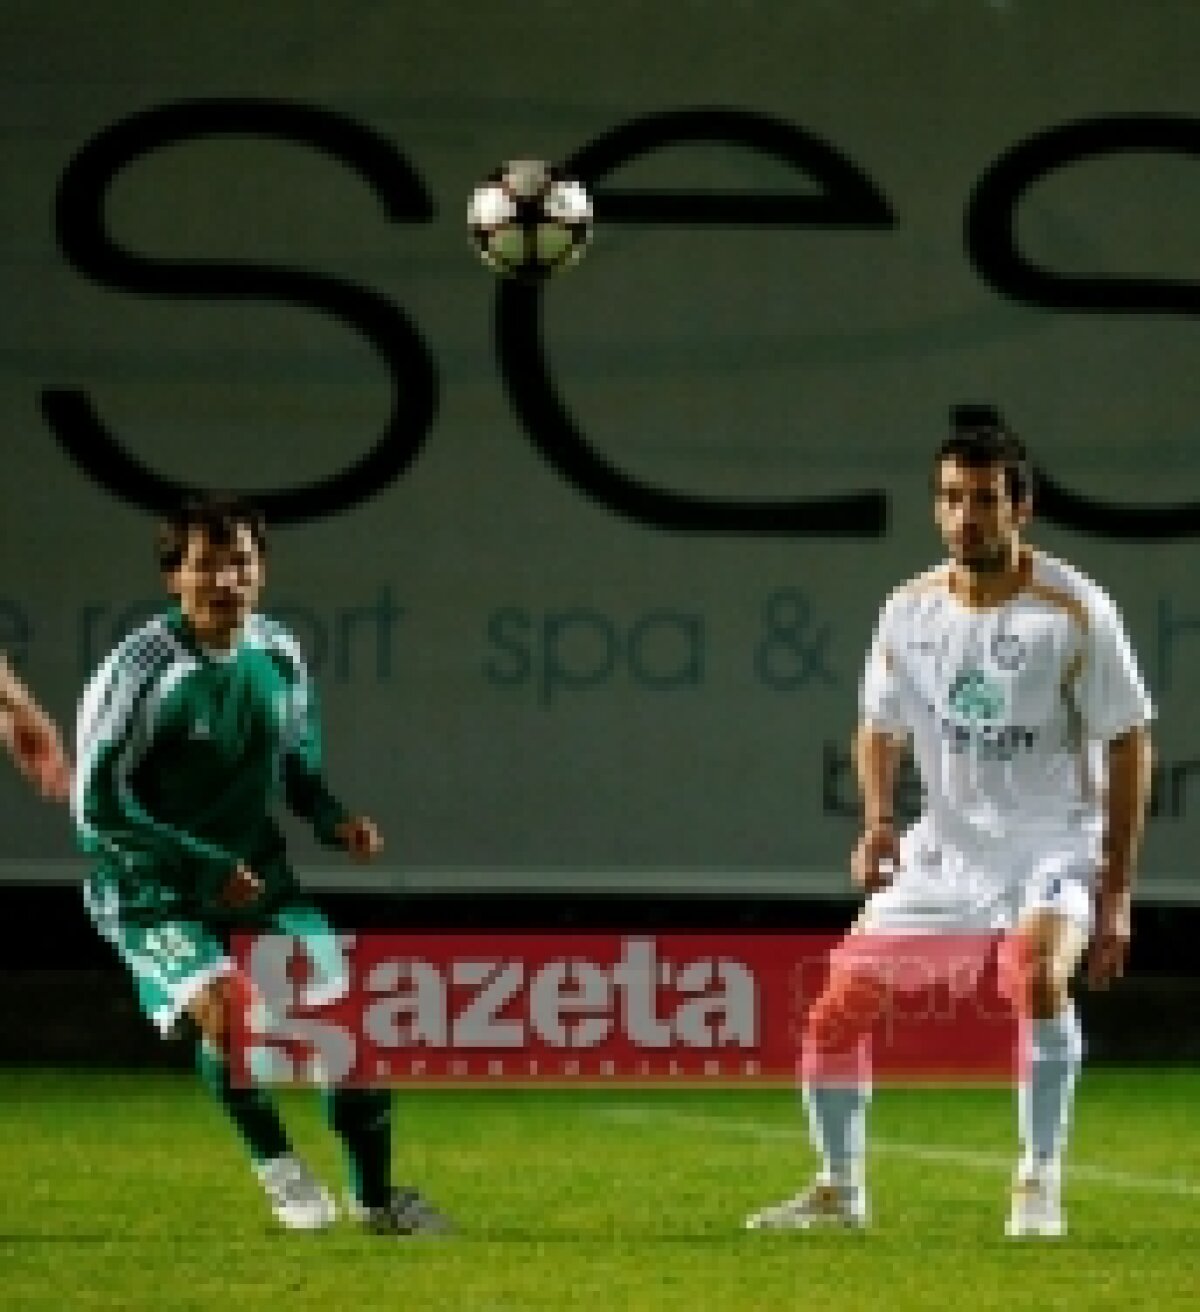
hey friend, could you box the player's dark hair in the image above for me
[935,404,1032,505]
[157,494,267,574]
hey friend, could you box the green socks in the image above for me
[195,1040,291,1166]
[195,1043,392,1205]
[323,1087,394,1209]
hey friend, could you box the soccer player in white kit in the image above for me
[746,406,1154,1238]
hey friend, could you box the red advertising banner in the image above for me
[228,932,1026,1086]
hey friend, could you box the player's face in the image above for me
[934,457,1028,572]
[169,523,265,646]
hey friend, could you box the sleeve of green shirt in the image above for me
[279,649,351,848]
[73,638,239,899]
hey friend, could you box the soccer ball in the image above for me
[467,159,592,280]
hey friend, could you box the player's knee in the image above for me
[805,966,887,1052]
[187,982,226,1051]
[1029,953,1073,1018]
[996,934,1028,1008]
[187,973,241,1054]
[997,932,1070,1019]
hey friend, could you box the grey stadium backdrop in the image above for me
[2,1,1198,901]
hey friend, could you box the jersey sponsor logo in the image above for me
[948,669,1005,723]
[929,672,1040,762]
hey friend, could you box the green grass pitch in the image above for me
[1,1067,1197,1310]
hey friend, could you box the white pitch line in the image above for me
[595,1107,1200,1199]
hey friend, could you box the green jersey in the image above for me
[74,605,349,923]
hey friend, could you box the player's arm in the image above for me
[852,723,902,891]
[852,596,906,891]
[279,660,382,861]
[73,661,242,899]
[1088,725,1153,989]
[0,652,71,800]
[1071,597,1155,989]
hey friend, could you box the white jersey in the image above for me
[861,549,1152,859]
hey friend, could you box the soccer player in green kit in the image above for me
[73,496,449,1235]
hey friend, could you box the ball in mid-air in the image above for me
[468,159,592,280]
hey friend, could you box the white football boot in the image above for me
[745,1179,868,1231]
[255,1153,338,1231]
[1005,1166,1064,1238]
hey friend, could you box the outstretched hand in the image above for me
[851,823,900,892]
[1086,881,1132,990]
[215,864,264,910]
[335,816,384,862]
[0,702,71,801]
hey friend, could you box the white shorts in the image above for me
[860,827,1097,936]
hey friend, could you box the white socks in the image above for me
[801,1005,1082,1188]
[803,1080,869,1189]
[1018,1003,1083,1177]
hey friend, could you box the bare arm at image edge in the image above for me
[0,652,72,801]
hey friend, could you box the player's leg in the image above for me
[265,905,391,1210]
[746,929,882,1230]
[190,972,337,1231]
[999,868,1091,1238]
[747,842,1004,1233]
[270,903,451,1235]
[190,973,292,1171]
[81,884,335,1230]
[188,962,347,1231]
[322,1085,450,1235]
[187,971,338,1231]
[1006,909,1088,1177]
[802,936,881,1190]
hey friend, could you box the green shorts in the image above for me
[83,878,348,1039]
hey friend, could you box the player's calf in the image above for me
[1000,912,1086,1236]
[190,974,340,1231]
[785,955,881,1229]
